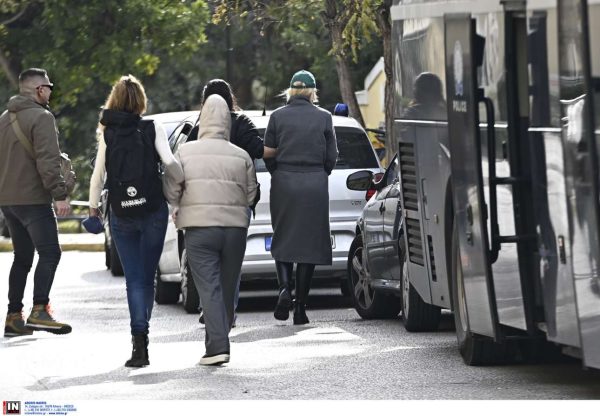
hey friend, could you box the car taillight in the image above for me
[365,172,385,201]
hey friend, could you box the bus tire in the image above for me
[400,237,441,331]
[347,234,401,319]
[451,221,509,365]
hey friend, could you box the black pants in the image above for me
[1,204,61,313]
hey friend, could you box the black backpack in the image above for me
[104,119,164,218]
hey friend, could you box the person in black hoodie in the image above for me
[188,79,276,325]
[88,75,183,368]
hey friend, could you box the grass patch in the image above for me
[58,220,83,234]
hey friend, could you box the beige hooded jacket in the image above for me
[164,95,258,229]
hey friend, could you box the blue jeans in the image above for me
[1,204,61,313]
[110,201,168,335]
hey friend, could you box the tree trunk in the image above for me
[322,0,365,126]
[0,47,19,90]
[376,0,396,162]
[330,26,365,126]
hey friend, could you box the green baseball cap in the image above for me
[290,70,316,89]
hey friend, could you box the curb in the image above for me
[0,242,104,252]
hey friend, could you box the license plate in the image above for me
[265,235,335,251]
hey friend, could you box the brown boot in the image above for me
[4,312,34,337]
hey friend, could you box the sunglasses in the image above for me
[37,84,54,91]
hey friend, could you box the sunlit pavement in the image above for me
[1,252,599,400]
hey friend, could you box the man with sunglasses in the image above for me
[0,68,72,337]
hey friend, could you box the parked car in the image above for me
[105,110,383,312]
[345,154,441,329]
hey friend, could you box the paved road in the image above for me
[1,251,599,401]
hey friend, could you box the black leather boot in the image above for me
[294,263,315,325]
[274,261,293,320]
[125,334,149,367]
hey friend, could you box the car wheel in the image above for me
[347,234,401,319]
[109,238,124,276]
[400,237,441,331]
[154,268,180,304]
[180,249,200,313]
[0,211,9,238]
[451,221,509,365]
[104,238,111,269]
[340,278,351,297]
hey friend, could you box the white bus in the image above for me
[391,0,600,368]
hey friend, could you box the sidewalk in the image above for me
[0,232,104,252]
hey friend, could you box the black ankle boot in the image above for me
[125,334,149,367]
[274,261,293,321]
[293,302,309,325]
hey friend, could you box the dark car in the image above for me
[345,153,441,330]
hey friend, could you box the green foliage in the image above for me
[0,0,384,202]
[342,0,383,62]
[0,0,210,202]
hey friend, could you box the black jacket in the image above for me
[189,112,264,160]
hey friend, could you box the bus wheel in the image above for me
[347,234,401,319]
[400,240,441,331]
[451,222,508,365]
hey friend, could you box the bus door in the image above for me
[527,3,581,350]
[556,0,600,368]
[444,14,499,339]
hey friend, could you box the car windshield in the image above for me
[255,127,379,173]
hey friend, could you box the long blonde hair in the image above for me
[103,74,147,114]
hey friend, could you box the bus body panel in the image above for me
[527,2,581,348]
[558,0,600,369]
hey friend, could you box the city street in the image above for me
[1,251,599,401]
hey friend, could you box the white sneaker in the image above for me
[199,352,230,366]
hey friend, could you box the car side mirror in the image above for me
[346,170,374,191]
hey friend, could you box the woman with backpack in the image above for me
[188,79,276,325]
[88,75,183,368]
[164,94,258,366]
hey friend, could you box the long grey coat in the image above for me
[264,96,339,265]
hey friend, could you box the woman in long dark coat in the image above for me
[264,70,338,325]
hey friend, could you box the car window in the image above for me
[160,115,198,153]
[255,126,379,173]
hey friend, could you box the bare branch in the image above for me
[0,3,28,26]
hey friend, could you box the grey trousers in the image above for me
[184,226,247,356]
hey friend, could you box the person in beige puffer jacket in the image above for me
[164,94,257,366]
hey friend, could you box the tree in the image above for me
[0,0,211,200]
[342,0,395,157]
[213,0,374,125]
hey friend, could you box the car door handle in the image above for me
[379,203,386,213]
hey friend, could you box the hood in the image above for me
[7,95,48,113]
[100,109,141,128]
[198,95,231,141]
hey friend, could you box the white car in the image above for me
[104,110,383,312]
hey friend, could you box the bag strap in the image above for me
[9,112,34,158]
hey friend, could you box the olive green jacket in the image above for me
[0,95,67,205]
